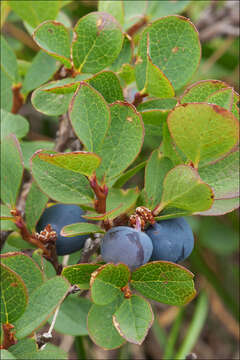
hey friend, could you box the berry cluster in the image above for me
[36,204,194,269]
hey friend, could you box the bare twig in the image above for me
[196,0,239,42]
[78,236,101,263]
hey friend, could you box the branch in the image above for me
[127,16,148,37]
[89,174,108,214]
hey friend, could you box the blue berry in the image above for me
[146,218,194,263]
[36,204,88,255]
[101,226,153,271]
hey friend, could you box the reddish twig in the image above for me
[89,174,108,214]
[121,284,132,299]
[53,65,78,80]
[0,323,17,349]
[11,84,24,114]
[127,16,148,37]
[10,209,62,274]
[132,92,148,107]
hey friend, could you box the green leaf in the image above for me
[1,35,18,83]
[32,83,73,116]
[198,150,239,200]
[144,150,173,210]
[113,161,146,188]
[136,16,201,91]
[105,188,139,219]
[72,12,123,73]
[206,87,235,110]
[96,102,144,183]
[32,250,56,280]
[180,79,229,103]
[131,261,196,306]
[1,67,13,111]
[9,338,67,360]
[51,294,91,336]
[1,109,29,140]
[196,198,239,216]
[88,71,124,103]
[38,75,91,94]
[0,205,17,231]
[61,222,104,237]
[1,253,44,296]
[0,350,16,360]
[31,150,94,205]
[98,0,124,25]
[154,165,214,216]
[21,141,54,171]
[82,207,124,221]
[0,263,28,325]
[90,264,130,305]
[22,51,58,94]
[1,232,36,254]
[118,64,135,85]
[138,99,178,112]
[1,135,24,207]
[62,264,100,289]
[141,40,174,98]
[33,21,71,68]
[37,151,101,176]
[168,103,239,167]
[25,181,48,232]
[113,295,154,345]
[160,122,185,166]
[8,1,59,28]
[110,35,133,72]
[15,276,70,339]
[69,82,111,153]
[87,295,125,350]
[147,0,191,20]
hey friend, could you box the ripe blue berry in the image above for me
[101,226,153,271]
[36,204,88,255]
[146,218,194,263]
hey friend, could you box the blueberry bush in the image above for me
[0,1,239,359]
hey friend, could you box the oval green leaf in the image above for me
[131,261,196,306]
[62,264,101,289]
[90,264,130,305]
[87,296,125,350]
[96,102,144,183]
[136,15,201,91]
[1,253,44,296]
[154,165,214,216]
[0,263,28,325]
[113,295,154,345]
[31,150,94,205]
[69,82,111,153]
[33,21,71,68]
[1,135,24,207]
[72,12,124,73]
[168,103,239,167]
[25,181,48,232]
[14,276,70,339]
[61,222,104,237]
[37,151,101,176]
[1,109,29,140]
